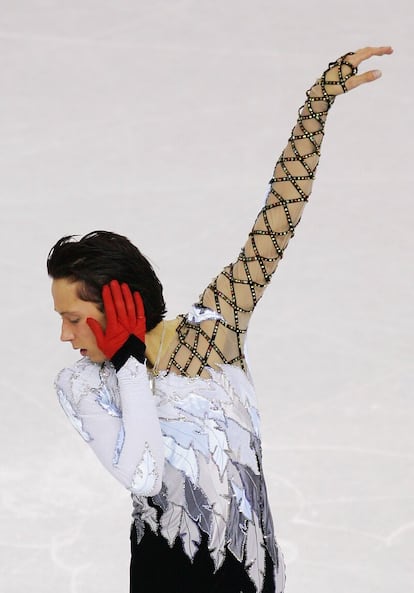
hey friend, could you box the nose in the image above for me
[60,320,75,342]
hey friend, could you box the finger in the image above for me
[133,291,145,319]
[109,280,128,326]
[133,291,146,334]
[87,317,105,344]
[121,283,137,326]
[347,45,393,68]
[102,283,117,325]
[346,69,383,91]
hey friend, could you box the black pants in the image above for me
[130,523,275,593]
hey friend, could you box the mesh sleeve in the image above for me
[167,55,357,376]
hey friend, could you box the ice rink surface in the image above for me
[1,1,413,591]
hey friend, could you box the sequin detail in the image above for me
[113,423,125,466]
[95,385,122,417]
[130,442,160,495]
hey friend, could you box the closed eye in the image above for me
[67,318,81,324]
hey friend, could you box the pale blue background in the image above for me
[1,1,412,591]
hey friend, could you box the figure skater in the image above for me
[48,46,392,593]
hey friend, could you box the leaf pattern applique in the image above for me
[112,423,125,466]
[184,479,212,535]
[130,443,159,495]
[160,501,185,547]
[245,513,266,593]
[180,511,202,558]
[94,384,121,417]
[56,387,92,442]
[226,498,248,562]
[163,436,199,484]
[128,363,282,590]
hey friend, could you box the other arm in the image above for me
[57,281,165,495]
[56,357,164,495]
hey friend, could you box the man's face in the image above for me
[52,278,106,363]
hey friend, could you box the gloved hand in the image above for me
[87,280,146,370]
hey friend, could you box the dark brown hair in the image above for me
[47,231,166,331]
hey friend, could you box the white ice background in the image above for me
[1,1,413,592]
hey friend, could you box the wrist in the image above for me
[116,355,148,380]
[111,335,146,371]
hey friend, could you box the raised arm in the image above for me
[200,47,392,350]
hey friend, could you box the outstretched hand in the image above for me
[319,46,393,96]
[87,280,146,362]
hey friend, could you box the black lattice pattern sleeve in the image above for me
[166,55,357,377]
[200,57,357,342]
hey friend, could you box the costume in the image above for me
[55,56,357,593]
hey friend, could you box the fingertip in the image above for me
[86,316,95,328]
[134,290,145,311]
[380,45,393,55]
[121,282,133,297]
[110,280,125,301]
[87,316,104,340]
[372,69,382,80]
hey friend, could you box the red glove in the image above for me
[87,280,146,370]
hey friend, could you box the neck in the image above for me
[145,319,177,368]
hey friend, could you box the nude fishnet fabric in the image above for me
[166,55,357,378]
